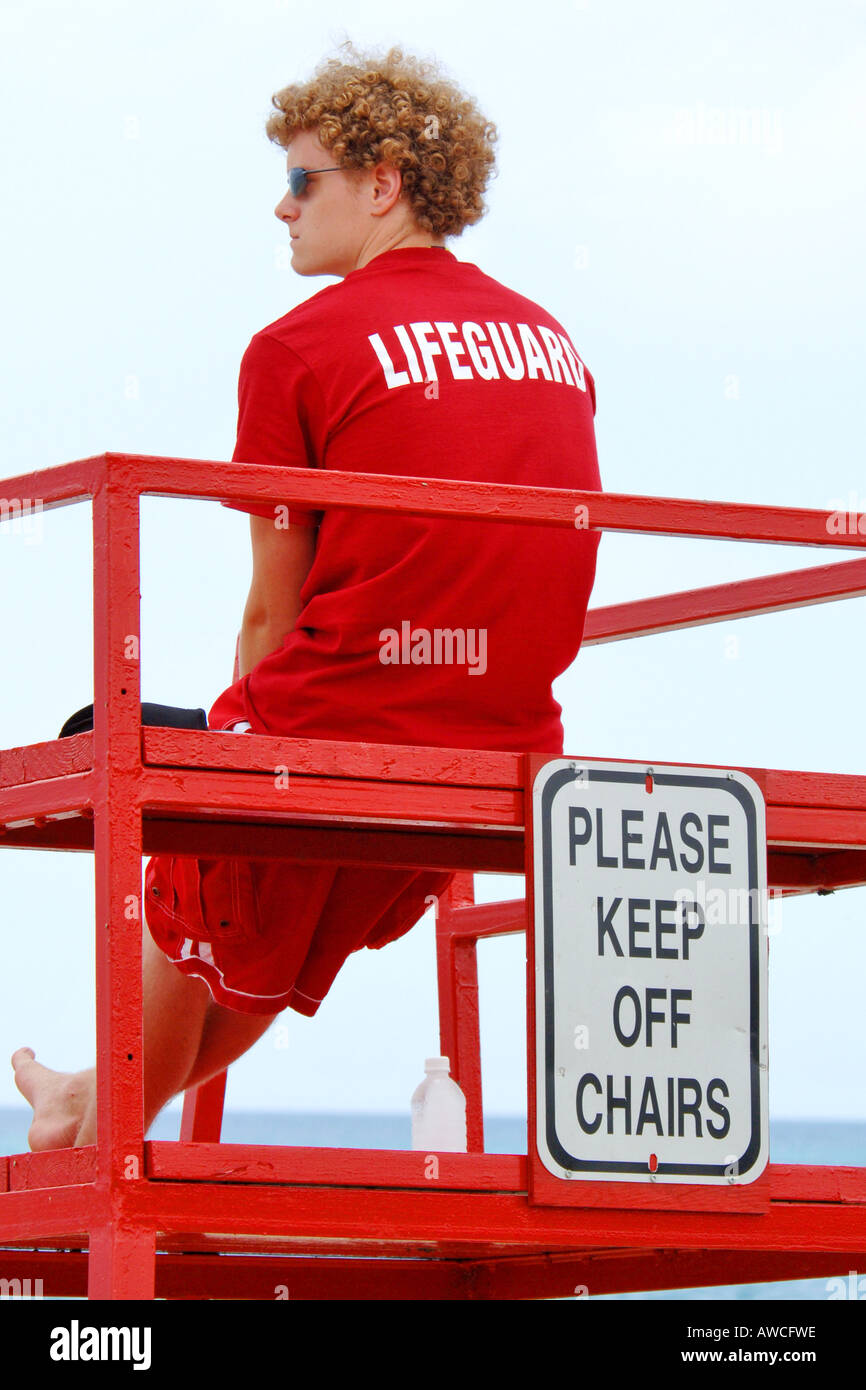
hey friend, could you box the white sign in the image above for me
[533,761,768,1184]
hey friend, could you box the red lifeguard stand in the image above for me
[1,451,865,1300]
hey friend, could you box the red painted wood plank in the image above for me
[11,1144,863,1212]
[0,455,100,513]
[146,1142,526,1190]
[144,820,523,873]
[530,1165,770,1213]
[3,813,863,886]
[122,1227,863,1263]
[144,729,520,788]
[117,452,866,549]
[763,767,866,810]
[0,1249,87,1300]
[140,772,866,847]
[3,734,865,825]
[768,850,866,893]
[0,819,93,851]
[154,1255,466,1301]
[123,1180,866,1253]
[152,816,514,876]
[584,557,866,644]
[0,1184,97,1241]
[769,1165,866,1204]
[443,899,527,940]
[0,775,94,827]
[7,1148,96,1190]
[470,1248,866,1300]
[0,1250,467,1301]
[2,774,865,871]
[0,734,93,788]
[24,1245,856,1301]
[143,1145,866,1216]
[145,735,866,813]
[139,768,523,829]
[769,806,866,849]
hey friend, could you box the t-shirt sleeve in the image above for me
[221,331,326,527]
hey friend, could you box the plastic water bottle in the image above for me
[411,1057,467,1152]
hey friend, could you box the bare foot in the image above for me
[11,1048,95,1151]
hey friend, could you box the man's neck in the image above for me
[354,229,446,271]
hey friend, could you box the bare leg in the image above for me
[183,1001,279,1092]
[13,925,278,1149]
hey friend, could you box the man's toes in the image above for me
[11,1047,41,1102]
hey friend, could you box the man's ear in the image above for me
[369,163,403,217]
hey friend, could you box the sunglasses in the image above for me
[286,165,342,196]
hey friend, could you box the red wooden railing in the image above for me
[1,451,865,1299]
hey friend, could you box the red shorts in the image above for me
[144,709,454,1014]
[144,851,454,1016]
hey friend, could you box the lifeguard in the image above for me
[12,40,602,1149]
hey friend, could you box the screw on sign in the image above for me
[532,760,769,1184]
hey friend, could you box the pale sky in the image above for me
[0,0,864,1127]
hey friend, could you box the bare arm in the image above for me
[236,515,317,679]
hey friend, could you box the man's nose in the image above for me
[274,192,298,222]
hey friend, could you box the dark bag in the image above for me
[58,702,208,738]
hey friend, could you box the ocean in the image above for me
[1,1108,863,1301]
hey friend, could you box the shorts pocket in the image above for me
[146,854,261,944]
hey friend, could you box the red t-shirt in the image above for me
[210,245,602,754]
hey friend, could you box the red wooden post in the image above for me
[89,459,152,1297]
[436,873,484,1150]
[180,1074,228,1143]
[87,1222,156,1301]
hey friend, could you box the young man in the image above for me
[13,45,602,1148]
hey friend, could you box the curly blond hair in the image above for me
[266,42,498,238]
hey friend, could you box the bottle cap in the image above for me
[425,1057,450,1072]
